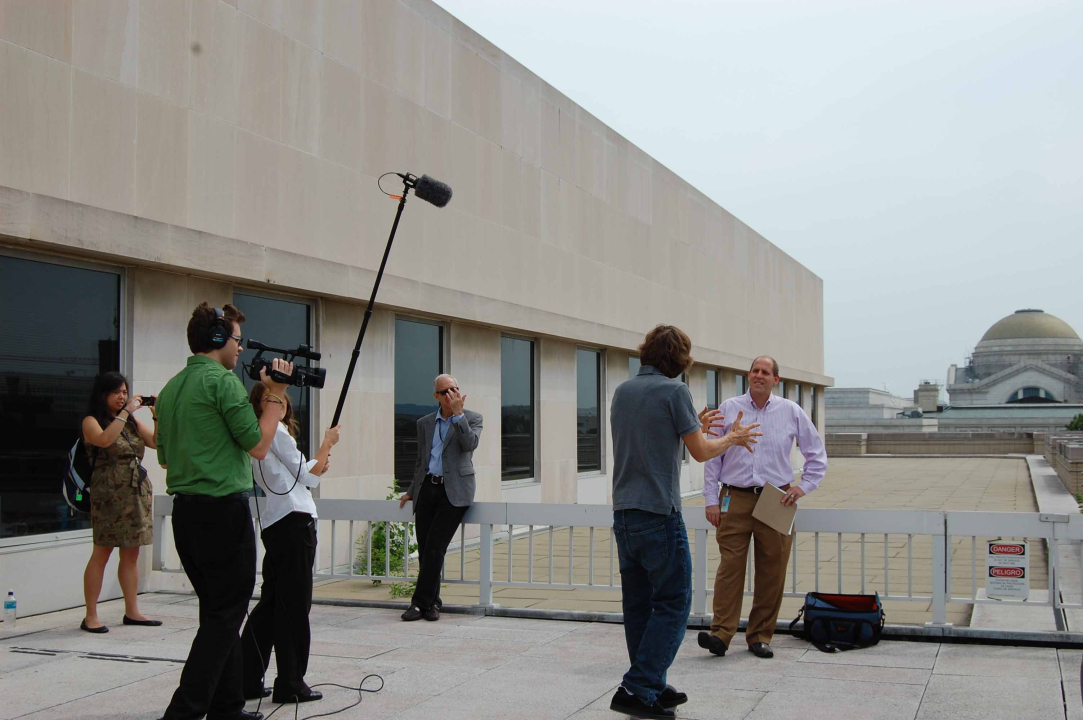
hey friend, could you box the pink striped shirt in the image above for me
[703,392,827,506]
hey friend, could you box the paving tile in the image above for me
[376,634,527,670]
[1061,649,1083,720]
[0,654,178,719]
[399,655,626,720]
[744,685,922,720]
[795,639,940,669]
[0,647,65,677]
[933,643,1061,678]
[785,660,931,685]
[13,667,182,720]
[915,675,1064,720]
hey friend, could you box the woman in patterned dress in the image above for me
[79,372,161,633]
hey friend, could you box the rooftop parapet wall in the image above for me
[1039,432,1083,495]
[826,432,1035,456]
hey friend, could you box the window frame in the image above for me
[0,249,128,550]
[705,368,720,410]
[392,314,447,491]
[576,346,605,477]
[232,286,318,463]
[500,333,538,485]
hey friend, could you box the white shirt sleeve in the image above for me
[269,423,321,489]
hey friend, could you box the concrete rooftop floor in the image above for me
[1,593,1080,720]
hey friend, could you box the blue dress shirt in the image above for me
[428,412,465,476]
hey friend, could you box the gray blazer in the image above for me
[408,409,483,510]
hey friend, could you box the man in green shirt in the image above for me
[157,303,291,720]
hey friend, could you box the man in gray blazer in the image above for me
[398,374,483,621]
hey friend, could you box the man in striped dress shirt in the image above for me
[698,355,827,660]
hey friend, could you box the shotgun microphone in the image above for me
[396,173,453,208]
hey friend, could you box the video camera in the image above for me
[244,340,327,389]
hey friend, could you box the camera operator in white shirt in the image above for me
[239,381,341,706]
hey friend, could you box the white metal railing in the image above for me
[152,496,1081,629]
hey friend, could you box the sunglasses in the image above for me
[435,388,459,396]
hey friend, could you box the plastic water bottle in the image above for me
[3,590,15,628]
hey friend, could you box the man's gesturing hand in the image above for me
[698,407,725,436]
[725,411,763,452]
[448,388,467,416]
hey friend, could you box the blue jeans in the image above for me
[612,509,692,705]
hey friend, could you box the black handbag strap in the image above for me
[788,607,804,634]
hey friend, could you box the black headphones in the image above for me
[208,307,230,349]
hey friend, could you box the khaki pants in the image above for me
[710,488,793,647]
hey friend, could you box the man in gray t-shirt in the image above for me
[611,366,701,516]
[608,325,760,720]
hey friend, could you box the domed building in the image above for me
[947,309,1083,406]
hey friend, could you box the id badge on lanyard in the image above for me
[720,487,730,513]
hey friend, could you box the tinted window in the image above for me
[577,349,601,473]
[628,355,640,378]
[233,293,312,458]
[501,337,534,480]
[0,256,119,538]
[394,319,442,490]
[706,369,719,410]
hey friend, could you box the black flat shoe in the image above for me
[658,685,688,708]
[122,615,163,627]
[609,687,674,719]
[401,605,423,621]
[272,687,322,704]
[697,631,726,656]
[80,619,108,634]
[243,687,272,700]
[749,642,774,658]
[423,605,440,621]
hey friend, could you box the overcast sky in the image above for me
[438,0,1083,397]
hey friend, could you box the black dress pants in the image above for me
[241,511,317,699]
[163,494,256,720]
[411,479,468,611]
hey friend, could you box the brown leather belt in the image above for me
[722,483,790,495]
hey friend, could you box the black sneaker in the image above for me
[609,687,675,719]
[401,605,423,621]
[658,685,688,708]
[697,631,727,656]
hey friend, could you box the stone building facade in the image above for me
[0,0,828,615]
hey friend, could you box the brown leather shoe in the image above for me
[401,605,423,621]
[423,605,440,621]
